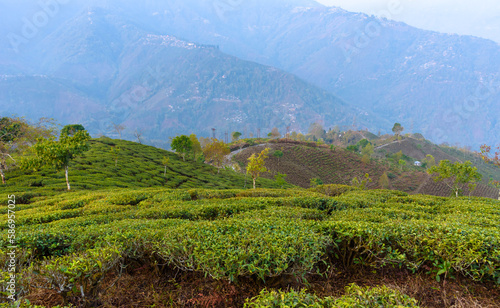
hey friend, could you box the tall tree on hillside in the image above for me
[189,134,202,161]
[202,138,230,173]
[428,160,482,197]
[231,131,242,142]
[308,122,325,140]
[171,135,193,161]
[247,148,270,189]
[424,154,436,169]
[379,172,390,189]
[61,124,85,136]
[269,127,281,139]
[21,125,91,191]
[0,117,56,184]
[392,123,404,137]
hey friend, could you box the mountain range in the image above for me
[1,0,499,148]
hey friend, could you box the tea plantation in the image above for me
[1,184,499,307]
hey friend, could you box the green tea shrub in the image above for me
[333,284,420,307]
[153,218,331,281]
[308,184,360,197]
[244,285,420,307]
[244,289,326,307]
[31,246,122,303]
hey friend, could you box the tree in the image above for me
[428,160,482,197]
[247,148,270,189]
[171,135,193,161]
[202,138,230,173]
[231,131,242,142]
[0,117,56,184]
[398,159,406,170]
[134,129,143,144]
[189,134,202,161]
[269,127,281,139]
[424,154,436,169]
[479,144,500,167]
[308,122,325,140]
[273,149,284,168]
[112,123,125,139]
[61,124,85,136]
[379,172,390,189]
[392,123,404,137]
[21,128,91,191]
[351,173,372,190]
[275,172,288,188]
[161,156,170,177]
[394,150,403,162]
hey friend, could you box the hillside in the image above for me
[27,0,498,148]
[374,136,500,183]
[232,140,499,199]
[1,138,288,200]
[0,7,384,145]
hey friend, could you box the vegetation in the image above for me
[202,138,230,173]
[1,187,498,306]
[20,126,91,191]
[246,148,270,189]
[170,135,192,161]
[428,160,482,197]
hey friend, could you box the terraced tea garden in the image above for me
[1,186,499,307]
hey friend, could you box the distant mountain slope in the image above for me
[0,8,383,144]
[57,0,499,148]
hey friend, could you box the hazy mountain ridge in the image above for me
[2,0,500,147]
[1,7,381,145]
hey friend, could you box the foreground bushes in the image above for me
[245,284,420,307]
[1,187,499,304]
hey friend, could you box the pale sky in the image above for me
[316,0,500,43]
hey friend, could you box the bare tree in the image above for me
[112,123,125,139]
[134,129,143,144]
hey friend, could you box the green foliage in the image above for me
[247,148,270,189]
[202,138,230,173]
[232,131,242,141]
[310,177,323,188]
[171,135,193,161]
[1,186,499,305]
[274,172,288,188]
[244,285,420,307]
[379,172,390,189]
[308,184,359,197]
[392,123,404,136]
[20,129,91,190]
[428,160,482,197]
[61,124,85,137]
[351,173,372,190]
